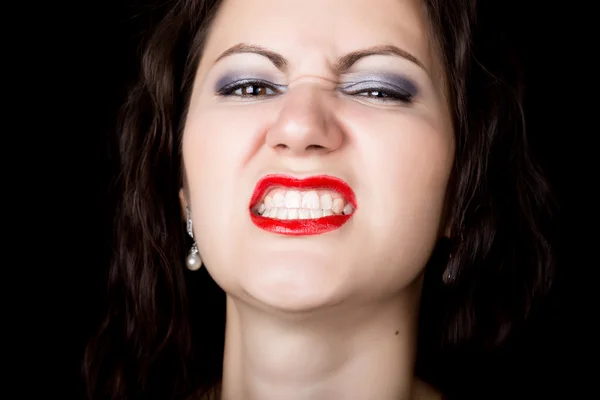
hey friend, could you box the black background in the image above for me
[12,0,591,398]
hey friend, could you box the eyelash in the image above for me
[217,79,414,104]
[217,79,283,98]
[341,81,414,104]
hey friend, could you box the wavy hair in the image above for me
[83,0,557,398]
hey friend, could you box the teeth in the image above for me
[272,192,285,207]
[299,209,311,219]
[301,191,320,209]
[257,206,354,220]
[343,203,354,215]
[284,190,301,208]
[258,203,266,215]
[264,196,273,209]
[276,207,288,219]
[320,194,332,210]
[332,198,344,214]
[255,188,356,219]
[287,208,298,219]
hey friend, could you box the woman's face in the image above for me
[182,0,454,311]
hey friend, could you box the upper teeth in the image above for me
[256,189,355,219]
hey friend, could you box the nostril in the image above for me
[274,143,326,152]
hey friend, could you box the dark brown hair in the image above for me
[83,0,556,398]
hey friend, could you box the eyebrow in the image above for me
[214,43,427,74]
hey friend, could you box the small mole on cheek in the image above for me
[395,331,399,335]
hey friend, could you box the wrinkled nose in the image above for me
[266,83,343,156]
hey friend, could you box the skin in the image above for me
[181,0,454,398]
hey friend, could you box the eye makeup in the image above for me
[339,73,419,98]
[214,73,285,94]
[212,71,420,103]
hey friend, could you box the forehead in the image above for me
[200,0,436,73]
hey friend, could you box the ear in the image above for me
[443,223,452,238]
[179,189,188,220]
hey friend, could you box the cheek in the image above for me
[344,108,454,273]
[374,126,453,215]
[183,111,238,211]
[183,100,266,198]
[347,106,454,211]
[181,100,272,265]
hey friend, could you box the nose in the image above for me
[266,83,344,156]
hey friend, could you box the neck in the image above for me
[221,286,422,400]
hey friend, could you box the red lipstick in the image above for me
[249,175,357,236]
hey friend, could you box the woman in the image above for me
[84,0,556,398]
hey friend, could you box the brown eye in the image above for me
[217,79,284,99]
[233,84,276,96]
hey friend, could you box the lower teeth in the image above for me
[258,206,353,219]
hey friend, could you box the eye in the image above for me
[217,79,283,98]
[357,90,394,99]
[341,81,415,104]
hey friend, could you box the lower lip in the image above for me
[250,213,352,236]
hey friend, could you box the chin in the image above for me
[232,250,353,314]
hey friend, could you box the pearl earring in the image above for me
[185,207,202,271]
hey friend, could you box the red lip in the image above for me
[249,174,357,236]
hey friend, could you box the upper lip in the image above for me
[249,174,357,210]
